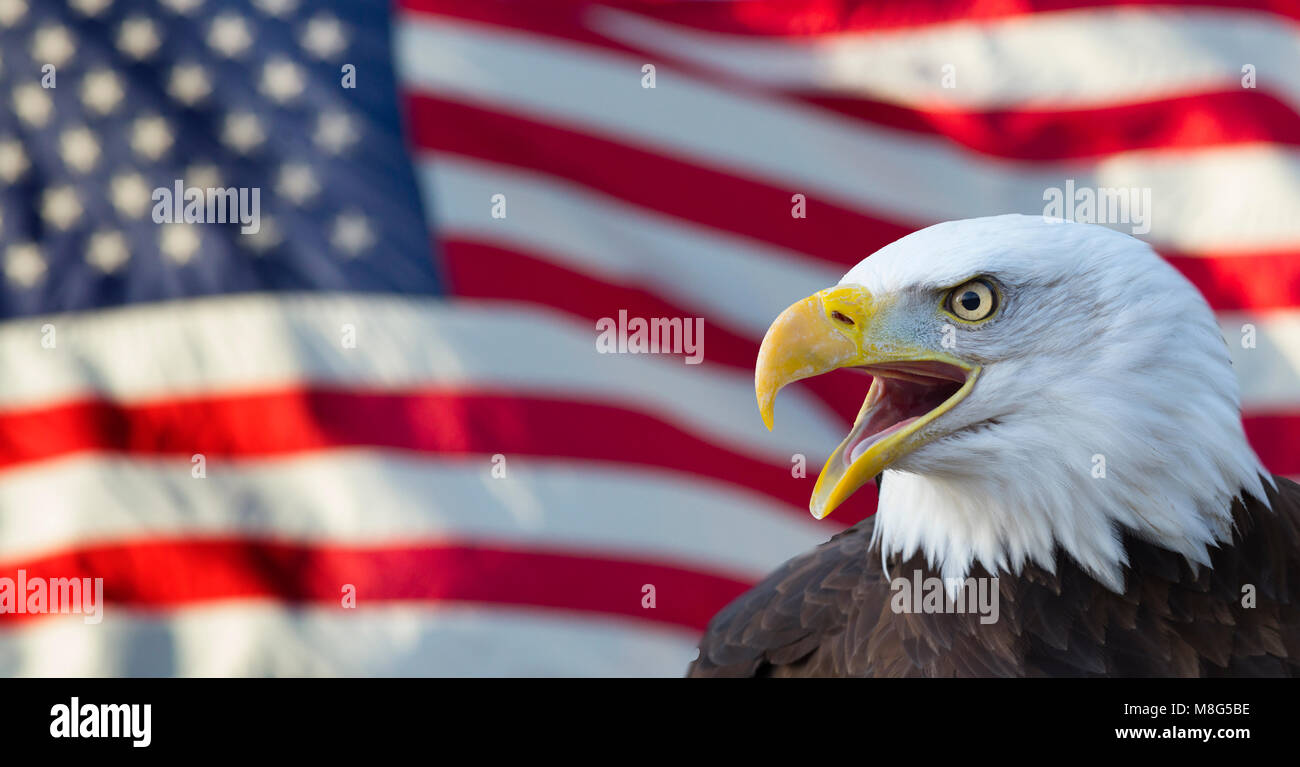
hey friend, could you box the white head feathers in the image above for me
[841,214,1270,592]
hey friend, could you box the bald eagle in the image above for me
[688,215,1300,677]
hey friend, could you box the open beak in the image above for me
[756,285,980,520]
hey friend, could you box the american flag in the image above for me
[0,0,1295,676]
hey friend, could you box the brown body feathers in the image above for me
[688,477,1300,677]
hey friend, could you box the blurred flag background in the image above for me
[0,0,1295,675]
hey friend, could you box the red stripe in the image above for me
[2,386,1294,508]
[0,540,751,631]
[1164,249,1300,312]
[413,94,1300,312]
[401,0,623,50]
[445,239,761,371]
[566,0,1300,34]
[407,93,915,268]
[802,90,1300,160]
[0,387,876,525]
[1244,412,1300,477]
[400,0,1300,36]
[399,2,1300,161]
[443,238,866,423]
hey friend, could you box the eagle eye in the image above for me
[945,279,997,322]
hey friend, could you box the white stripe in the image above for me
[1222,311,1300,410]
[0,603,700,676]
[590,7,1300,111]
[3,292,1295,420]
[0,451,828,577]
[421,155,841,337]
[0,293,844,462]
[395,14,1300,252]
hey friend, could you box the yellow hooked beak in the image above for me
[756,285,980,520]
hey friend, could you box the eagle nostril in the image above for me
[830,311,855,326]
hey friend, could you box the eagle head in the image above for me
[757,214,1269,591]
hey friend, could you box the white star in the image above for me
[208,14,253,58]
[32,25,76,67]
[222,112,265,154]
[86,230,130,273]
[331,212,375,257]
[168,63,212,106]
[59,127,100,173]
[314,112,359,154]
[5,244,45,288]
[301,14,348,59]
[160,223,201,264]
[252,0,297,18]
[117,17,161,60]
[131,115,173,161]
[242,215,281,253]
[42,186,83,230]
[0,0,27,29]
[110,173,152,218]
[13,84,52,127]
[81,69,125,115]
[260,57,305,103]
[159,0,202,14]
[0,139,29,183]
[277,163,320,205]
[185,163,221,191]
[69,0,111,17]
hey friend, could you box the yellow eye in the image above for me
[946,279,997,322]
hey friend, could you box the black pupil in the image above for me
[959,291,982,311]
